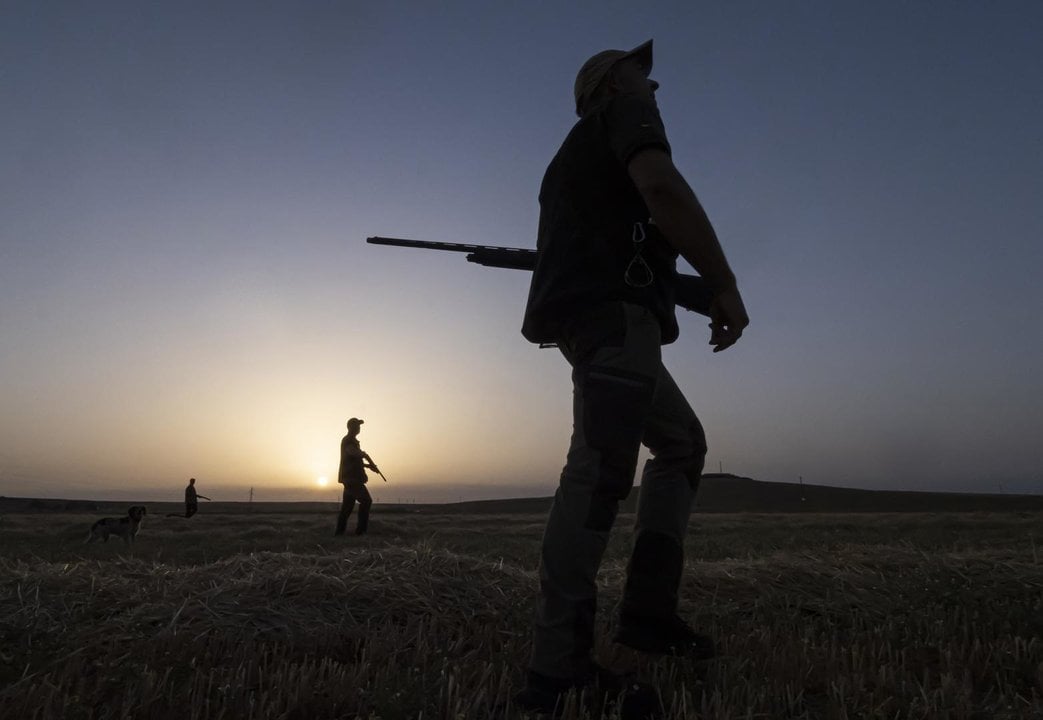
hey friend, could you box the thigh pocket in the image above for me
[562,303,627,366]
[582,367,656,497]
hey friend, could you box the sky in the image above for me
[2,1,1041,503]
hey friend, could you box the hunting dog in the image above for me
[86,505,147,545]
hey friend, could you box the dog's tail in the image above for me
[85,521,101,544]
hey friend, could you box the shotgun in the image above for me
[366,236,713,317]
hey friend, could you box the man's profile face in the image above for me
[611,57,659,102]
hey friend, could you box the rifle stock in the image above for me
[366,236,712,317]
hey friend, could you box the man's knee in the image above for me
[683,419,708,492]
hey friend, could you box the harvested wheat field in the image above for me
[0,509,1041,719]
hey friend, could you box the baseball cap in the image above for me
[347,417,364,428]
[574,39,654,116]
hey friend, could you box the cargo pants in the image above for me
[335,482,372,535]
[529,302,707,680]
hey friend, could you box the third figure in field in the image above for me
[166,477,211,518]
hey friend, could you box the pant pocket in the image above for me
[582,367,656,507]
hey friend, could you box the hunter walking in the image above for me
[515,39,749,714]
[166,477,211,518]
[334,417,382,536]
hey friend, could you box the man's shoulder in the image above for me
[552,96,667,161]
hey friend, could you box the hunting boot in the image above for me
[615,530,715,659]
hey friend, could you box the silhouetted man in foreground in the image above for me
[335,417,381,536]
[166,477,211,518]
[515,40,749,715]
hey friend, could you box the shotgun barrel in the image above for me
[365,236,712,316]
[367,236,536,270]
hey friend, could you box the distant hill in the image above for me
[425,474,1043,514]
[0,497,106,513]
[2,474,1040,515]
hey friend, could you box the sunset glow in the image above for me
[1,4,1041,503]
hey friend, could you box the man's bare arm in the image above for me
[628,147,749,351]
[628,148,733,289]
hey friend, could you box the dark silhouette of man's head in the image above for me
[189,478,196,486]
[574,39,658,117]
[347,418,364,435]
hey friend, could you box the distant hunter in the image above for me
[335,417,382,536]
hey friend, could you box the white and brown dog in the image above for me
[86,506,147,545]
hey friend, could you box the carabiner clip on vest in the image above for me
[624,221,654,288]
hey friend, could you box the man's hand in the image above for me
[708,287,749,352]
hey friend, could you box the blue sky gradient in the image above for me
[2,2,1041,501]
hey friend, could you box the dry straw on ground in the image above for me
[0,511,1041,718]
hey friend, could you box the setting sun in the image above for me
[316,476,328,487]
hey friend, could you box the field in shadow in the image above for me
[0,510,1041,718]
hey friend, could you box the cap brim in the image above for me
[621,39,653,76]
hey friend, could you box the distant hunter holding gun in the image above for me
[334,417,384,537]
[167,477,211,519]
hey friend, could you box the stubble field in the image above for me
[0,507,1040,719]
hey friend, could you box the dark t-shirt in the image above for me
[521,93,680,344]
[185,485,197,505]
[338,435,367,485]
